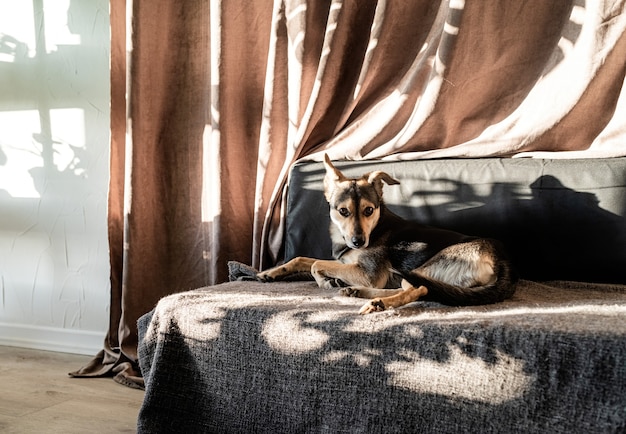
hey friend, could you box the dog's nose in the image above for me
[351,236,365,247]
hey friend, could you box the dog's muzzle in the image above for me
[350,235,366,248]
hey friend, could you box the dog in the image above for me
[257,155,518,314]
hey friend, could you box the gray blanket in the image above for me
[137,278,626,434]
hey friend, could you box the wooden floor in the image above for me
[0,346,145,433]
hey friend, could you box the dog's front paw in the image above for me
[256,273,273,282]
[319,278,348,290]
[359,298,386,315]
[257,268,285,282]
[339,287,361,297]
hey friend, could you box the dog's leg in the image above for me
[358,280,428,314]
[340,286,403,299]
[257,257,317,281]
[310,260,376,290]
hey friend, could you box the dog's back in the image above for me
[345,203,517,304]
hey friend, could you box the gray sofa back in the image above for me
[285,157,626,284]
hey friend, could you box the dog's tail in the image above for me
[399,259,518,306]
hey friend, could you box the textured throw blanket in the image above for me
[138,269,626,433]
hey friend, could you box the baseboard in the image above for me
[0,322,105,356]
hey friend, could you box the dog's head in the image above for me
[323,154,400,249]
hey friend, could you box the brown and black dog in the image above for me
[258,155,517,314]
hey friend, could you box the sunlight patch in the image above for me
[262,310,330,355]
[386,344,533,404]
[178,303,226,342]
[0,110,42,198]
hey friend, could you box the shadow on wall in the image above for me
[0,0,108,199]
[0,0,110,330]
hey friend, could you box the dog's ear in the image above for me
[323,154,348,201]
[323,154,346,181]
[367,170,400,198]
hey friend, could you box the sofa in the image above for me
[137,157,626,433]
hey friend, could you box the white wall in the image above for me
[0,0,111,355]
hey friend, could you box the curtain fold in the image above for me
[71,0,626,388]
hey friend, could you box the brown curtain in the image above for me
[71,0,626,388]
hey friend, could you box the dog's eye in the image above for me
[363,207,374,217]
[338,207,350,217]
